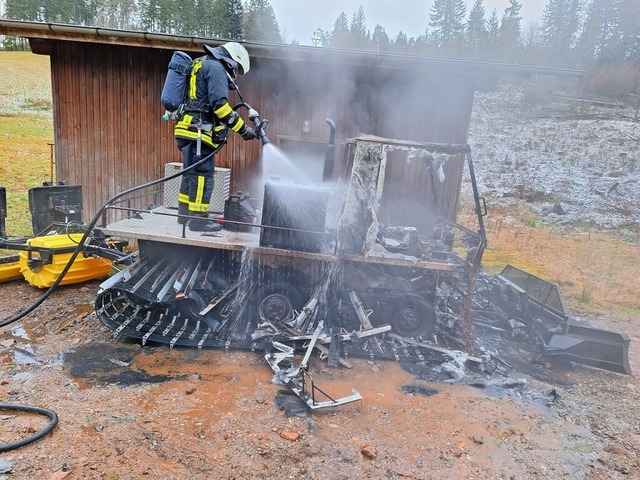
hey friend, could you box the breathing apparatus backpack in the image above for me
[160,51,193,120]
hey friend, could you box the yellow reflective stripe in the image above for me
[174,128,218,148]
[174,128,202,140]
[195,175,205,206]
[189,60,202,99]
[189,202,209,212]
[176,114,194,130]
[213,102,233,118]
[189,200,209,212]
[231,117,245,132]
[178,193,189,203]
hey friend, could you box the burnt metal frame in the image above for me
[265,330,363,410]
[341,136,487,269]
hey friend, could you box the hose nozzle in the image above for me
[258,129,271,146]
[248,108,270,145]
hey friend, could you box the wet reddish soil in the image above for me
[1,280,639,479]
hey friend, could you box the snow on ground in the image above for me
[468,83,640,235]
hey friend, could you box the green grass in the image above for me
[0,51,54,237]
[579,284,593,306]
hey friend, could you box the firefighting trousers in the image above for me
[176,138,216,215]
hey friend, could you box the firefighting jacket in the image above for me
[174,56,246,148]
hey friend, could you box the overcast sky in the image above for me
[271,0,546,45]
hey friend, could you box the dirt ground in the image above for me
[0,279,638,480]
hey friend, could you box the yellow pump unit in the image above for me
[1,184,129,288]
[0,255,22,283]
[18,233,113,288]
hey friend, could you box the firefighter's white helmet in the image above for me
[221,42,250,75]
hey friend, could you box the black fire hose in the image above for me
[0,403,59,452]
[0,149,218,329]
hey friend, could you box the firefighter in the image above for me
[175,42,256,232]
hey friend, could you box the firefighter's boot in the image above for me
[177,202,190,225]
[188,213,222,232]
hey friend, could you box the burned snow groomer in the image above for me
[95,134,486,364]
[94,130,631,378]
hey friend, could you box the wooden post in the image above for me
[48,143,55,184]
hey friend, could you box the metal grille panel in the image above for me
[163,162,231,213]
[500,265,565,316]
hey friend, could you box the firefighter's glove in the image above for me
[239,125,256,141]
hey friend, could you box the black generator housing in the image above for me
[28,184,83,235]
[259,182,332,254]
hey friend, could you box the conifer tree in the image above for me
[466,0,487,54]
[95,0,137,29]
[349,6,370,50]
[312,28,330,47]
[211,0,243,40]
[578,0,620,64]
[482,8,500,60]
[428,0,467,54]
[190,0,215,37]
[140,0,162,32]
[244,0,282,43]
[330,12,350,49]
[176,0,198,36]
[372,24,390,52]
[393,31,409,53]
[541,0,582,67]
[617,0,640,62]
[498,0,522,60]
[4,0,40,21]
[521,21,544,64]
[413,30,431,55]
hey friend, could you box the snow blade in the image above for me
[547,323,632,375]
[490,265,632,376]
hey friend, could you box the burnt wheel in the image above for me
[385,294,436,338]
[250,282,303,324]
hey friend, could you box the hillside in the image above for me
[470,83,639,235]
[466,82,640,315]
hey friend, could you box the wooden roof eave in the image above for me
[1,21,205,52]
[0,19,585,79]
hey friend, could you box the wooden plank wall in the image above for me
[51,41,177,223]
[50,41,475,224]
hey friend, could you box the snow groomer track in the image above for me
[96,135,483,363]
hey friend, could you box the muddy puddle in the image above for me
[7,322,575,409]
[62,342,220,387]
[64,344,174,386]
[5,316,576,410]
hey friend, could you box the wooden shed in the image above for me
[0,20,583,225]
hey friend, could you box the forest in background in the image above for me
[1,0,639,99]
